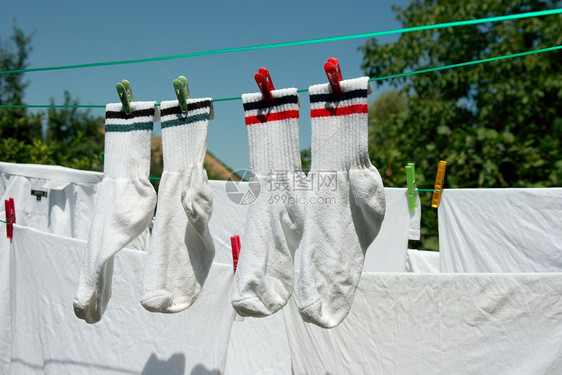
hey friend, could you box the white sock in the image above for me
[298,77,386,328]
[74,101,158,324]
[231,88,305,317]
[141,99,215,313]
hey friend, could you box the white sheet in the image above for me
[9,224,235,375]
[225,315,292,375]
[0,162,150,250]
[1,163,417,375]
[0,164,417,271]
[209,181,294,374]
[363,188,420,272]
[439,188,562,272]
[284,271,562,375]
[209,180,418,272]
[211,182,419,374]
[406,249,440,273]
[207,180,248,266]
[0,162,102,241]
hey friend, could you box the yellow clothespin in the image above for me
[431,161,447,208]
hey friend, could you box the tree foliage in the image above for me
[358,0,562,249]
[0,24,41,141]
[45,91,105,170]
[361,0,562,188]
[0,25,104,171]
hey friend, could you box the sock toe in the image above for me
[141,290,175,313]
[231,295,288,318]
[299,299,347,329]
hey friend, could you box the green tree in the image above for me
[0,24,42,141]
[46,91,104,171]
[1,25,105,171]
[360,0,562,249]
[360,0,562,189]
[367,90,409,182]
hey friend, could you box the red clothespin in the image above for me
[4,198,16,242]
[231,235,241,274]
[254,67,275,104]
[324,57,343,95]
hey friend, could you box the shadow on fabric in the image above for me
[141,353,185,374]
[190,363,223,375]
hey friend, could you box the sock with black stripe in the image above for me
[231,88,305,317]
[298,77,386,328]
[74,101,158,323]
[141,99,215,313]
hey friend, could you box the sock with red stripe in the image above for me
[298,77,386,328]
[231,88,305,317]
[141,99,215,313]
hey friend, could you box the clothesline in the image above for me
[0,8,560,76]
[0,44,560,109]
[146,175,434,191]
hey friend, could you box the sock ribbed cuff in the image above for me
[159,99,214,171]
[242,88,301,174]
[309,77,373,170]
[104,101,157,178]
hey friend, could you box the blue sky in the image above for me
[1,0,411,172]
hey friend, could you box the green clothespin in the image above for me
[173,75,190,113]
[406,162,416,211]
[116,80,134,115]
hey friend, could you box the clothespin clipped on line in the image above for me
[324,57,343,95]
[116,80,134,115]
[231,235,241,274]
[4,198,15,242]
[254,67,275,104]
[173,75,190,113]
[405,163,416,211]
[431,161,447,208]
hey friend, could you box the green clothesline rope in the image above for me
[370,45,562,82]
[150,175,438,190]
[0,44,560,109]
[0,8,560,76]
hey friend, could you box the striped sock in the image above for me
[74,101,158,324]
[141,98,215,313]
[298,77,386,328]
[231,88,305,317]
[141,99,216,313]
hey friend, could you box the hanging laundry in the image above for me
[298,76,386,328]
[0,162,102,241]
[439,188,562,272]
[11,225,235,374]
[73,101,158,324]
[284,271,562,374]
[406,249,440,273]
[292,187,421,273]
[231,86,305,318]
[141,98,215,313]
